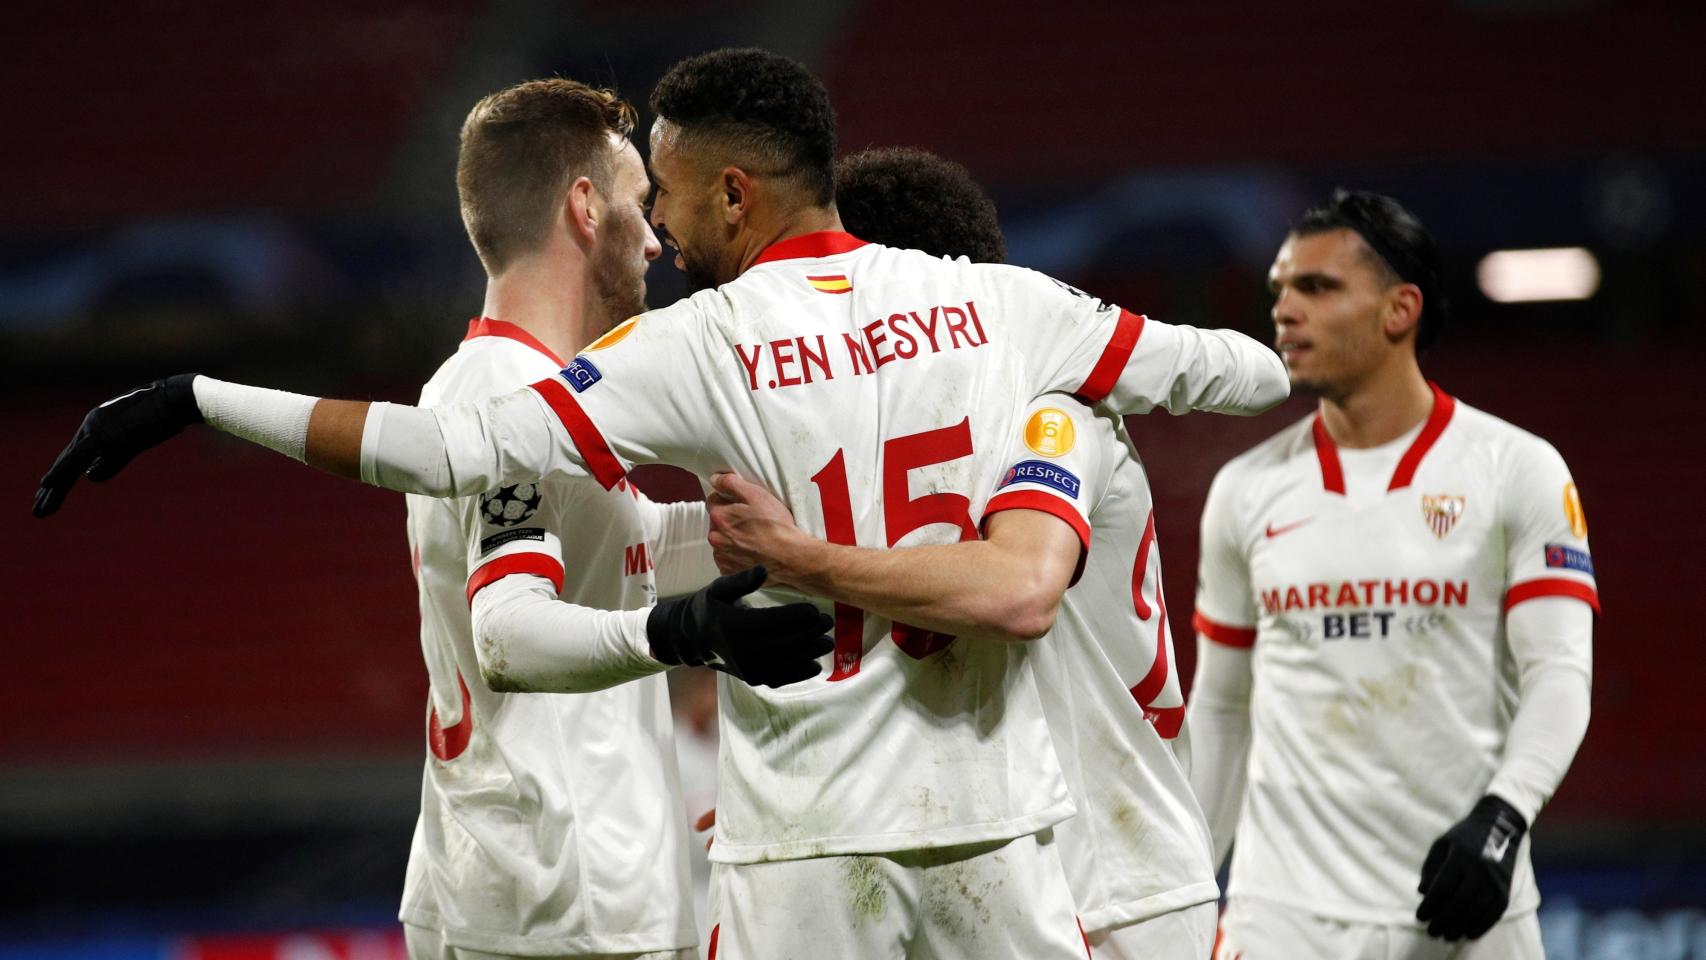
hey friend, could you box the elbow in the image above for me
[473,630,526,693]
[1255,352,1291,411]
[990,581,1062,642]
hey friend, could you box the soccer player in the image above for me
[1186,191,1596,959]
[396,78,722,960]
[36,49,1287,957]
[699,145,1220,959]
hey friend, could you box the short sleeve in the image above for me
[1501,438,1600,614]
[1193,466,1259,646]
[523,299,723,489]
[980,394,1108,585]
[463,478,569,606]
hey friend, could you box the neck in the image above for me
[1317,356,1435,449]
[479,248,600,360]
[734,204,846,277]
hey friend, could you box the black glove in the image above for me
[1416,794,1528,941]
[34,374,202,518]
[647,566,835,688]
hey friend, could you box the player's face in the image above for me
[648,119,737,293]
[1268,229,1394,401]
[589,138,662,329]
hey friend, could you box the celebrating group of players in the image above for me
[36,47,1597,960]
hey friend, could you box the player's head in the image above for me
[647,48,837,291]
[835,147,1006,264]
[457,78,660,325]
[1269,189,1446,400]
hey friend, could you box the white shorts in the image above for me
[707,829,1088,960]
[1215,896,1543,960]
[403,923,695,960]
[1087,900,1217,960]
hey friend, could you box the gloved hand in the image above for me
[646,566,834,688]
[34,374,203,518]
[1416,794,1528,940]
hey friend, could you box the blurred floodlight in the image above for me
[1476,247,1600,303]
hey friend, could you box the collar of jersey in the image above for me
[463,317,566,367]
[750,230,868,267]
[1311,381,1456,495]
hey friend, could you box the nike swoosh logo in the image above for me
[1265,518,1313,538]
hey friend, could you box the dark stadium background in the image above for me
[3,2,1703,957]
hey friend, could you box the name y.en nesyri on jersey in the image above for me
[733,299,990,392]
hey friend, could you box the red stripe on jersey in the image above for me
[1131,587,1171,705]
[751,230,868,265]
[1132,511,1157,621]
[1311,415,1346,495]
[466,553,566,606]
[1506,577,1601,614]
[1072,310,1146,406]
[1145,704,1185,739]
[1077,916,1092,958]
[464,317,566,366]
[708,924,720,960]
[528,377,627,489]
[1193,611,1257,647]
[1388,382,1456,491]
[983,489,1091,585]
[428,671,473,762]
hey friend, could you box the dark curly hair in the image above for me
[836,147,1005,264]
[1293,189,1448,352]
[649,48,837,205]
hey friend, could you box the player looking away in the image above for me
[1187,191,1596,959]
[699,144,1220,959]
[36,48,1287,957]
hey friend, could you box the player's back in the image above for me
[402,325,694,954]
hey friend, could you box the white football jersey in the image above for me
[1193,384,1599,925]
[465,231,1280,863]
[400,319,695,955]
[987,395,1219,932]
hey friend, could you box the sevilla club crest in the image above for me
[1421,494,1466,539]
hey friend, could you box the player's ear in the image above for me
[566,176,599,244]
[1383,282,1424,343]
[719,166,752,225]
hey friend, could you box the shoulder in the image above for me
[1448,398,1571,475]
[421,338,561,404]
[1225,413,1316,478]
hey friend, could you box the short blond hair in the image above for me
[456,78,638,274]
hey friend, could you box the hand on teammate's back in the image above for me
[34,374,203,518]
[1416,794,1528,940]
[706,472,809,584]
[645,566,833,688]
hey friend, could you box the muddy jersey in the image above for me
[1193,384,1599,925]
[423,231,1285,863]
[400,319,694,955]
[986,395,1219,931]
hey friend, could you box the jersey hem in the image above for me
[1226,886,1540,927]
[707,800,1075,864]
[1078,880,1221,933]
[400,911,697,957]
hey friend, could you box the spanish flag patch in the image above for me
[807,274,852,294]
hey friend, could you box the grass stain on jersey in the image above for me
[841,857,888,923]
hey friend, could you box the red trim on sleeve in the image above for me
[983,489,1091,585]
[1193,610,1257,647]
[1505,577,1601,614]
[1311,414,1346,495]
[466,553,566,606]
[1387,382,1456,491]
[464,317,566,366]
[428,672,473,762]
[528,377,628,489]
[751,230,868,266]
[1071,309,1146,406]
